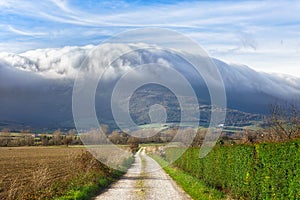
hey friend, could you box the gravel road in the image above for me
[94,148,191,200]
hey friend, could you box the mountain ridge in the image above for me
[0,43,299,129]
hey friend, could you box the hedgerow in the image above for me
[168,139,300,199]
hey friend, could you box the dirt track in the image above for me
[95,148,191,200]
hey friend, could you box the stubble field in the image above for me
[0,146,132,199]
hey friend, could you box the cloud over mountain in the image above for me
[0,43,299,127]
[1,43,299,96]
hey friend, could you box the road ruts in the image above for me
[94,148,191,200]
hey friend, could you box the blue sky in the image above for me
[1,0,300,76]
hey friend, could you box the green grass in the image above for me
[150,155,226,200]
[56,156,134,200]
[56,178,111,200]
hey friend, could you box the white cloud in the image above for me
[0,0,18,7]
[8,25,46,36]
[1,0,300,76]
[0,43,299,88]
[50,0,75,14]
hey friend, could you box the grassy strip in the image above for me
[150,155,226,200]
[56,156,134,200]
[56,177,113,200]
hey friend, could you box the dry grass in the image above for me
[0,147,84,199]
[87,145,132,170]
[0,146,132,199]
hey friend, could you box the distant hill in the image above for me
[0,43,299,129]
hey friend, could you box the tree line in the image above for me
[0,129,82,147]
[1,103,299,147]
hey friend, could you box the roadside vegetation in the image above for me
[163,139,300,199]
[150,154,226,200]
[150,103,300,200]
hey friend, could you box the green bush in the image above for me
[168,139,300,199]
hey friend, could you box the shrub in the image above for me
[169,139,300,199]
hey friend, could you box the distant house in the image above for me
[217,124,224,128]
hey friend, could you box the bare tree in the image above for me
[0,134,11,146]
[268,102,300,141]
[127,136,139,152]
[53,129,62,145]
[109,130,127,144]
[65,129,76,146]
[100,125,110,136]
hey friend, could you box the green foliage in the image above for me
[56,155,134,200]
[151,155,226,200]
[55,173,112,200]
[168,139,300,199]
[57,178,113,200]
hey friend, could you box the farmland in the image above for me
[0,146,133,200]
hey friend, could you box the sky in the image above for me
[0,0,300,76]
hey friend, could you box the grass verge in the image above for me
[150,154,226,200]
[56,177,113,200]
[56,155,134,200]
